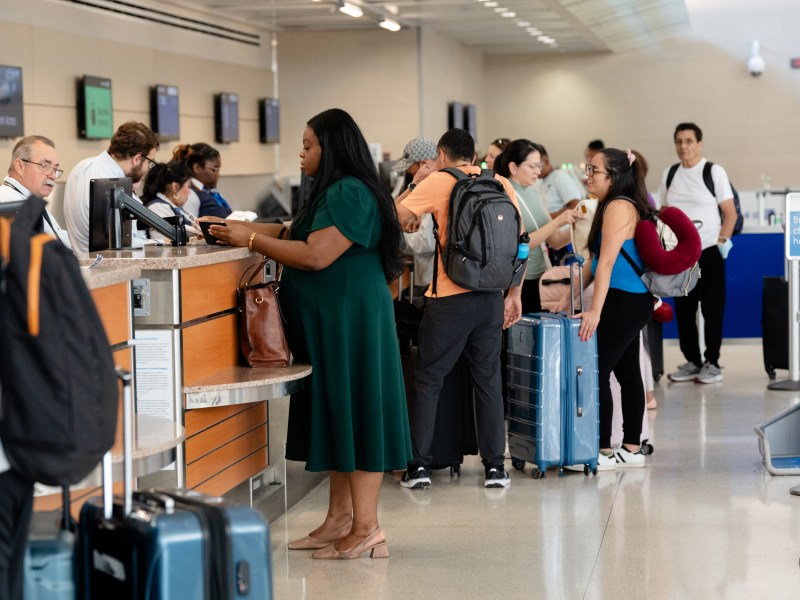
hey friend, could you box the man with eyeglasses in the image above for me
[0,135,71,248]
[63,121,159,254]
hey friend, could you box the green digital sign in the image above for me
[79,75,113,139]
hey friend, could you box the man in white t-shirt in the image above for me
[657,122,737,384]
[536,145,584,219]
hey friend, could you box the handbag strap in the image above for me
[518,197,553,270]
[238,226,289,290]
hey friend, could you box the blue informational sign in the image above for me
[786,193,800,261]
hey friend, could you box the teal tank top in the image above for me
[591,238,648,293]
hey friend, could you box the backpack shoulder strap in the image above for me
[441,167,468,181]
[702,161,716,198]
[619,245,645,278]
[665,163,680,190]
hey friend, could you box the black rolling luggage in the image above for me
[762,276,789,379]
[644,319,664,382]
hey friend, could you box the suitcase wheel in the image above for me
[583,464,590,476]
[531,468,545,480]
[450,464,461,477]
[511,458,526,472]
[592,467,598,476]
[641,442,655,456]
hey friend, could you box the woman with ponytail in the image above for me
[140,160,196,241]
[579,148,654,470]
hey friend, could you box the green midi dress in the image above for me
[281,176,412,472]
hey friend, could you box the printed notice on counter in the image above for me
[786,194,800,261]
[134,330,176,421]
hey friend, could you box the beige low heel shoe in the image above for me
[311,526,389,560]
[288,517,352,550]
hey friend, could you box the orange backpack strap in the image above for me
[27,233,55,336]
[0,217,10,266]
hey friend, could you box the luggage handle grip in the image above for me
[102,367,134,520]
[575,365,584,417]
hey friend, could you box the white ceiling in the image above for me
[184,0,691,55]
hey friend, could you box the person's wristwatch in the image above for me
[718,236,729,244]
[407,182,417,192]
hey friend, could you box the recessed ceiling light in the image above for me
[493,7,507,12]
[517,21,530,27]
[379,18,401,31]
[501,11,515,17]
[484,2,498,6]
[338,1,363,18]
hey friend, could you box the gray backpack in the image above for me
[431,168,527,294]
[620,246,701,298]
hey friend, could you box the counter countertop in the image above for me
[79,245,254,271]
[81,264,142,290]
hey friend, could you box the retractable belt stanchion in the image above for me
[768,192,800,392]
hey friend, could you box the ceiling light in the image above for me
[484,2,498,6]
[517,21,530,27]
[493,7,507,12]
[338,1,363,18]
[501,12,515,17]
[537,35,550,41]
[379,18,401,31]
[527,28,541,35]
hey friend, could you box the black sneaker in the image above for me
[484,466,511,488]
[400,466,431,489]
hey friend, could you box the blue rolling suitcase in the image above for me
[77,369,272,599]
[506,258,599,478]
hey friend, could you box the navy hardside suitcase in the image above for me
[762,276,789,379]
[77,368,272,599]
[79,489,272,599]
[506,313,599,478]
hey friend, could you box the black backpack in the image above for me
[666,162,743,235]
[432,168,527,294]
[0,196,118,486]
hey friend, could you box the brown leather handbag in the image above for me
[238,257,291,367]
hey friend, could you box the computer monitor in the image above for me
[215,92,239,143]
[151,84,180,141]
[0,199,25,217]
[464,104,477,141]
[0,65,24,139]
[448,101,464,130]
[259,98,280,144]
[89,177,132,252]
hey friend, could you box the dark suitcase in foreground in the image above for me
[507,314,599,478]
[78,369,272,599]
[401,347,478,475]
[762,276,789,379]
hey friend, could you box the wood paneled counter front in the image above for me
[81,245,311,499]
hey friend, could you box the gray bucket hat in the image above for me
[392,137,437,174]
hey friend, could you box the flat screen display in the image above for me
[0,65,23,138]
[464,104,477,140]
[89,177,132,252]
[215,92,239,143]
[151,84,180,141]
[259,97,279,144]
[78,75,114,140]
[448,101,464,130]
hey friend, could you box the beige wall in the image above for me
[0,0,277,218]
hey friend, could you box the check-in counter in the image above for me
[80,245,312,509]
[34,264,184,519]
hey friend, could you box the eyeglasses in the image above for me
[21,159,63,179]
[522,161,544,171]
[585,164,611,177]
[140,154,158,169]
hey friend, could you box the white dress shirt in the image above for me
[0,176,71,248]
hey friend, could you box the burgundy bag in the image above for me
[238,257,290,367]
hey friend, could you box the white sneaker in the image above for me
[668,362,701,382]
[696,362,723,384]
[613,446,646,468]
[597,451,617,471]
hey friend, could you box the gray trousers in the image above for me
[410,291,506,469]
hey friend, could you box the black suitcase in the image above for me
[762,276,789,379]
[644,319,664,382]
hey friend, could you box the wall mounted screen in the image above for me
[78,75,114,140]
[215,92,239,143]
[151,84,180,141]
[448,102,464,130]
[0,65,24,138]
[464,104,477,141]
[259,97,280,144]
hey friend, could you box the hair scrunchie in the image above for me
[625,148,636,166]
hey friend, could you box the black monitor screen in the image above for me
[215,92,239,143]
[448,102,464,130]
[259,98,280,144]
[464,104,477,141]
[78,75,113,140]
[0,65,24,139]
[151,84,180,141]
[0,199,25,217]
[89,177,132,252]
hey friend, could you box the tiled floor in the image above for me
[268,343,800,599]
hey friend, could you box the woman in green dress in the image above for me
[208,108,411,560]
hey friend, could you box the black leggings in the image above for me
[596,289,654,448]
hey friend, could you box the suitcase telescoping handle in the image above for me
[101,367,134,520]
[566,254,585,316]
[575,365,584,417]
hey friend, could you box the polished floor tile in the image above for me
[268,343,800,599]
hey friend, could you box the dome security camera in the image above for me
[748,41,764,77]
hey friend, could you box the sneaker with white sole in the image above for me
[484,466,511,488]
[613,446,646,468]
[668,362,701,382]
[597,451,617,471]
[400,466,431,489]
[696,362,723,384]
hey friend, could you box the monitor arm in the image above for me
[109,188,187,248]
